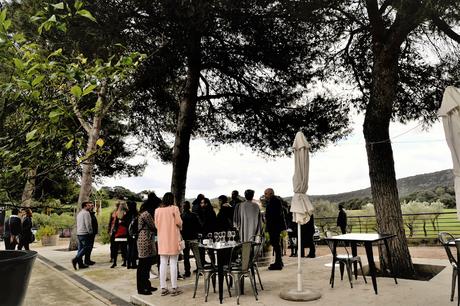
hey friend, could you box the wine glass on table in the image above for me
[214,232,220,244]
[207,232,213,245]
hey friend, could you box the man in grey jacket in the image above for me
[72,201,93,270]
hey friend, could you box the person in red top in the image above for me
[155,192,183,296]
[109,201,128,268]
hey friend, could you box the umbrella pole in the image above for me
[297,222,302,291]
[280,220,321,301]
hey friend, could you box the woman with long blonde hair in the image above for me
[109,200,129,268]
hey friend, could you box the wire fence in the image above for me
[316,211,460,244]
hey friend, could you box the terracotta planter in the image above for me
[41,234,59,246]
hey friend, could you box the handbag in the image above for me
[179,232,185,252]
[29,233,35,243]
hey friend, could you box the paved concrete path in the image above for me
[6,238,457,306]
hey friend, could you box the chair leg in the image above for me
[330,259,336,288]
[453,268,457,302]
[248,272,258,301]
[345,262,353,288]
[212,273,216,293]
[255,265,264,290]
[358,260,367,283]
[340,262,345,280]
[193,272,200,298]
[225,273,232,297]
[204,273,210,302]
[235,274,241,305]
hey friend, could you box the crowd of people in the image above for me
[2,187,347,297]
[3,207,34,251]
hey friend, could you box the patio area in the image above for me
[17,239,455,306]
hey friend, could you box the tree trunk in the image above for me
[21,167,37,207]
[69,116,102,251]
[171,32,201,205]
[363,50,415,277]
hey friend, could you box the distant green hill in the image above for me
[306,169,454,204]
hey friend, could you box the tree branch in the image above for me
[431,15,460,44]
[365,0,386,42]
[70,96,91,134]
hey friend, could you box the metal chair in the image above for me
[189,241,217,302]
[438,232,460,305]
[325,239,367,288]
[250,234,265,292]
[225,242,258,305]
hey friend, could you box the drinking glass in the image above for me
[207,232,213,242]
[227,231,232,243]
[220,232,226,243]
[197,233,202,243]
[231,231,236,242]
[214,232,219,243]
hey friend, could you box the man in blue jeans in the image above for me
[72,201,93,270]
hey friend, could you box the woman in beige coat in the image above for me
[155,192,183,296]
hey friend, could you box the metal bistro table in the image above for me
[324,233,398,294]
[200,242,238,304]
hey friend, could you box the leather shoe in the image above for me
[78,262,89,269]
[307,254,316,258]
[268,264,283,270]
[137,289,152,295]
[85,260,96,266]
[71,258,78,270]
[149,287,158,292]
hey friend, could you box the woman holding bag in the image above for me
[155,192,183,296]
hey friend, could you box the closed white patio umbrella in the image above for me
[280,131,321,301]
[439,86,460,220]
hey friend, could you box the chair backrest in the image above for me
[240,241,254,271]
[325,239,350,257]
[438,232,458,266]
[189,241,205,270]
[250,234,264,263]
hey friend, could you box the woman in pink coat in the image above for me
[155,192,183,296]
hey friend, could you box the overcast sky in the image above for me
[101,115,452,200]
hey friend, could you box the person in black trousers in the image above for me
[126,200,139,269]
[18,208,33,250]
[181,201,201,277]
[337,204,347,234]
[136,200,157,295]
[264,188,285,270]
[4,208,22,250]
[300,215,316,258]
[84,203,98,265]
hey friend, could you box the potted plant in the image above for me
[36,225,59,246]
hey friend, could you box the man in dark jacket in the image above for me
[181,201,201,277]
[4,208,22,250]
[84,202,98,265]
[337,204,347,234]
[264,188,285,270]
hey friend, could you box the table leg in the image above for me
[364,242,378,294]
[217,249,224,304]
[383,239,397,284]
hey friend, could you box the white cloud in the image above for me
[101,117,452,201]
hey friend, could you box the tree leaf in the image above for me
[76,9,96,22]
[74,0,83,10]
[32,75,45,86]
[48,48,63,59]
[82,84,96,96]
[13,58,24,70]
[51,2,64,10]
[65,139,74,150]
[0,10,6,23]
[26,129,38,142]
[96,138,104,147]
[70,85,82,98]
[12,165,21,173]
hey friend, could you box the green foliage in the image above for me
[36,225,57,240]
[33,212,74,229]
